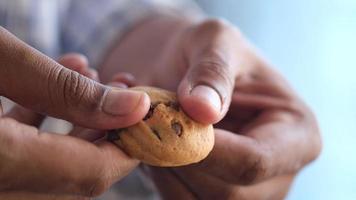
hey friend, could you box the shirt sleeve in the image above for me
[60,0,203,69]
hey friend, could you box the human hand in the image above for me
[0,27,150,198]
[0,27,149,129]
[150,19,321,199]
[100,18,321,199]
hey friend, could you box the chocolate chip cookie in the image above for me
[109,86,214,167]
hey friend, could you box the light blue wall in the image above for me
[195,0,356,199]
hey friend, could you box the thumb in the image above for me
[0,27,149,129]
[178,20,239,124]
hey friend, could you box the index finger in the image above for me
[185,111,319,185]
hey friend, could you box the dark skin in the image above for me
[108,64,319,199]
[0,44,148,198]
[100,14,321,199]
[0,12,321,199]
[147,62,319,199]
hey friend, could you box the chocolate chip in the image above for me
[171,121,183,136]
[143,102,160,120]
[107,129,123,141]
[164,101,180,111]
[150,127,162,140]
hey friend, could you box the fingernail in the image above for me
[108,82,128,89]
[87,69,99,81]
[190,85,222,112]
[103,88,146,116]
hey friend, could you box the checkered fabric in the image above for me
[0,0,201,68]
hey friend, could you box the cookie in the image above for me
[109,86,214,167]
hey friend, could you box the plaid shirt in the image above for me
[0,0,201,199]
[0,0,201,68]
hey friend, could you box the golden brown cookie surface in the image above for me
[110,86,214,167]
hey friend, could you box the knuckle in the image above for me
[309,130,322,162]
[288,101,322,164]
[67,73,103,112]
[199,58,230,78]
[49,66,105,113]
[197,18,230,33]
[194,17,242,38]
[302,107,322,163]
[193,59,234,93]
[237,150,267,185]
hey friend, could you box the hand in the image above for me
[100,17,321,199]
[0,27,150,198]
[0,27,149,129]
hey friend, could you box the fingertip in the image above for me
[134,91,151,120]
[84,69,99,81]
[108,82,128,89]
[178,82,222,124]
[190,85,222,112]
[97,141,140,181]
[179,93,220,124]
[58,53,89,72]
[111,72,137,87]
[123,91,151,127]
[101,88,150,128]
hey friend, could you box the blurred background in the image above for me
[1,0,354,199]
[194,0,356,199]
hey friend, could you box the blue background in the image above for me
[195,0,356,199]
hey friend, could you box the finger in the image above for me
[237,174,295,200]
[108,82,128,89]
[0,118,139,197]
[186,129,269,185]
[214,92,292,132]
[68,80,132,142]
[174,169,294,200]
[0,28,150,129]
[0,192,88,200]
[234,72,296,100]
[172,167,241,199]
[67,80,131,142]
[108,81,129,89]
[58,53,99,81]
[69,126,105,142]
[177,19,245,124]
[186,114,319,186]
[2,54,97,127]
[4,105,44,127]
[147,167,196,200]
[111,72,137,87]
[84,68,99,81]
[57,53,89,73]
